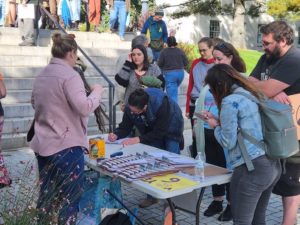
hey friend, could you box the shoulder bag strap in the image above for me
[237,129,255,171]
[194,84,210,157]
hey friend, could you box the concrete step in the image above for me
[3,103,34,118]
[0,27,135,41]
[1,66,116,78]
[2,88,187,111]
[3,114,112,135]
[2,86,111,104]
[2,89,187,105]
[0,28,133,48]
[0,45,129,57]
[0,55,118,67]
[3,76,105,90]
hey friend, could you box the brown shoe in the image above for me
[138,198,159,208]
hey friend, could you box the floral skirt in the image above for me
[0,116,10,187]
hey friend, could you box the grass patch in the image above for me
[238,49,263,75]
[179,42,263,75]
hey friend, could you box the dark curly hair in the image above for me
[260,21,294,45]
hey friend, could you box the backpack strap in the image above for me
[237,129,255,171]
[239,129,265,150]
[234,91,266,150]
[233,91,259,104]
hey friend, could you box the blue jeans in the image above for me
[36,146,85,225]
[152,49,161,62]
[0,0,5,26]
[109,1,126,38]
[165,138,180,154]
[149,139,180,155]
[69,0,81,21]
[164,69,184,103]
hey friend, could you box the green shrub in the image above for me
[177,42,200,72]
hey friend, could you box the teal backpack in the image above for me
[236,92,299,171]
[149,19,164,51]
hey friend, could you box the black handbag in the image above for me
[27,119,35,142]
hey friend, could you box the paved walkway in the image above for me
[1,130,299,224]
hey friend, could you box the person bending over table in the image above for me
[108,88,184,208]
[108,88,183,155]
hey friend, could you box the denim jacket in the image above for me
[214,87,265,168]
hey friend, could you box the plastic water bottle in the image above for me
[195,152,205,181]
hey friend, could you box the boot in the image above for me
[218,204,233,221]
[204,200,223,217]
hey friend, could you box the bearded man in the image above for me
[249,21,300,225]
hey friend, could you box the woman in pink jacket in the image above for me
[30,32,103,224]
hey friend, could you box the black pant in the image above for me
[205,128,230,201]
[189,103,197,158]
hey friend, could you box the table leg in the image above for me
[166,198,177,225]
[195,187,206,225]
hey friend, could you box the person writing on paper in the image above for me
[204,64,281,225]
[248,21,300,225]
[108,88,183,154]
[108,88,183,208]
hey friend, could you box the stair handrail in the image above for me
[39,6,116,132]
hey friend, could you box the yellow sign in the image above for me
[143,174,198,192]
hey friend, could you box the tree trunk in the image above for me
[231,0,246,49]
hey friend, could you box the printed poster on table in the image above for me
[289,94,300,140]
[143,174,198,192]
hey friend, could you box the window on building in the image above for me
[209,20,220,38]
[257,24,265,47]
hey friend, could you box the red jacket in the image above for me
[185,58,215,113]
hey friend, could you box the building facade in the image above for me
[155,0,300,50]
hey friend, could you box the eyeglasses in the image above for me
[262,41,275,47]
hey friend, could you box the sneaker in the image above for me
[18,41,35,46]
[138,198,159,208]
[120,37,125,41]
[204,200,223,217]
[218,204,232,221]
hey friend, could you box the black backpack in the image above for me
[99,211,132,225]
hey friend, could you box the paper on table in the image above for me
[143,174,198,192]
[147,152,174,158]
[167,157,197,165]
[18,4,35,19]
[147,152,196,165]
[105,137,129,144]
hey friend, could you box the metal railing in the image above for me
[39,6,116,132]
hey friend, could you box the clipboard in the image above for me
[289,93,300,140]
[18,4,35,19]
